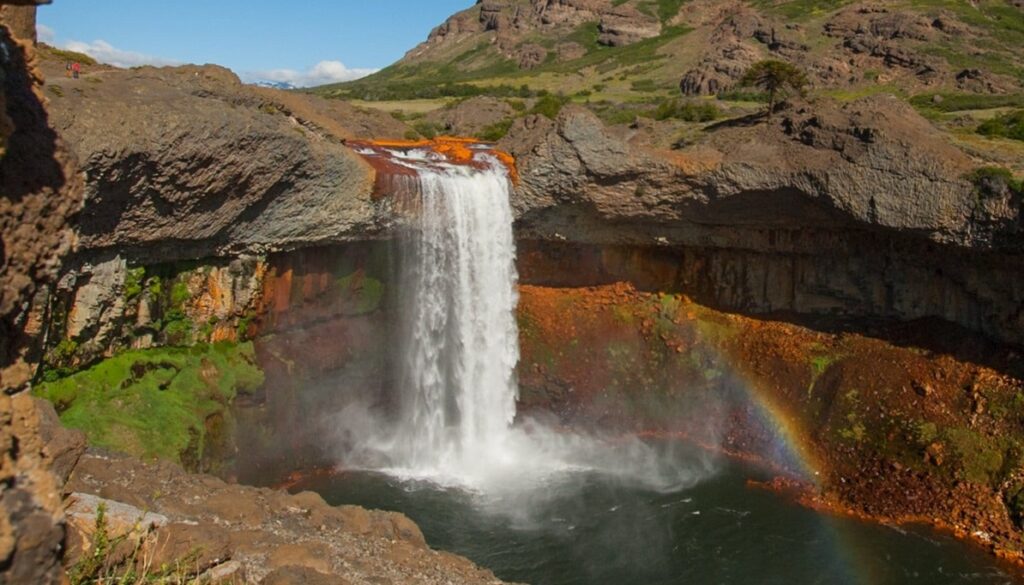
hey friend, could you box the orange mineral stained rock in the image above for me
[349,137,518,200]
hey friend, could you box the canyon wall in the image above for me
[503,102,1023,345]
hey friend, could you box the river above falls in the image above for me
[289,456,1023,585]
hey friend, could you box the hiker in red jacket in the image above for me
[71,62,81,79]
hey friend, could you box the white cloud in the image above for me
[61,39,181,68]
[37,24,55,44]
[241,60,378,88]
[38,25,371,86]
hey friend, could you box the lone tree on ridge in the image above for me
[739,60,808,122]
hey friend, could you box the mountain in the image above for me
[311,0,1024,104]
[250,79,298,90]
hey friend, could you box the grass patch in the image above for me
[750,0,852,19]
[317,24,691,102]
[910,92,1024,113]
[476,118,515,141]
[42,44,98,66]
[653,98,720,122]
[35,343,264,467]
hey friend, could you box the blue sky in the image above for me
[37,1,474,86]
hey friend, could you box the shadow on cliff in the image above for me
[514,194,1024,382]
[0,27,73,383]
[0,28,66,204]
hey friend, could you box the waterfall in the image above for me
[393,153,521,477]
[341,143,711,495]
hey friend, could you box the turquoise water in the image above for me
[292,459,1024,585]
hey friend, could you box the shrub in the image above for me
[630,79,659,93]
[977,109,1024,142]
[530,94,571,119]
[123,267,146,301]
[965,166,1024,198]
[69,502,204,585]
[654,99,720,122]
[717,89,769,103]
[413,121,443,140]
[477,118,514,142]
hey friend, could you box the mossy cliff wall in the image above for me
[32,243,393,474]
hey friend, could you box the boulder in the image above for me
[598,5,661,47]
[44,65,387,261]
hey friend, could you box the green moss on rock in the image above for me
[34,342,264,467]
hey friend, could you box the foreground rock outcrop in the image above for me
[1,3,85,584]
[41,62,409,261]
[65,452,506,584]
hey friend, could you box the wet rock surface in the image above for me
[66,452,509,584]
[514,280,1024,563]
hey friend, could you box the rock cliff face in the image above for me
[44,64,392,261]
[500,100,1023,344]
[1,3,86,584]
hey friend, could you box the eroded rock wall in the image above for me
[503,101,1023,345]
[518,236,1024,347]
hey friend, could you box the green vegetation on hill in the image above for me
[910,93,1024,114]
[967,166,1024,197]
[35,342,264,468]
[39,44,98,66]
[977,110,1024,142]
[313,24,691,103]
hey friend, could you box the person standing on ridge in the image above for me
[71,62,81,79]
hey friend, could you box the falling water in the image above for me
[393,151,521,478]
[341,144,716,496]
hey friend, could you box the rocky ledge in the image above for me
[41,62,407,261]
[64,451,506,584]
[501,100,1023,345]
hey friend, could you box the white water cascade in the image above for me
[392,151,522,479]
[341,144,715,496]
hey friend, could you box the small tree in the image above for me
[739,60,808,122]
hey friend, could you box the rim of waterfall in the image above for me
[350,137,518,200]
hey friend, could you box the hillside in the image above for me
[308,0,1024,176]
[313,0,1024,103]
